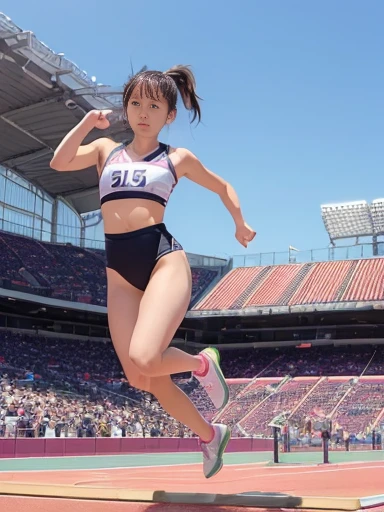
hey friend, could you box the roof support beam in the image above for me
[72,85,123,97]
[1,147,52,167]
[0,115,53,150]
[0,96,61,117]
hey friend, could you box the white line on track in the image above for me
[234,464,384,476]
[0,460,270,474]
[0,462,200,474]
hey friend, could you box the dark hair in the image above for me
[123,65,201,123]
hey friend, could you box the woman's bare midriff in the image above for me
[101,199,165,234]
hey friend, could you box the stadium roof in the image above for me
[0,12,133,214]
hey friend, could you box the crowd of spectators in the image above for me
[1,331,384,440]
[220,345,384,378]
[0,377,188,439]
[0,232,218,306]
[2,331,383,386]
[1,230,383,445]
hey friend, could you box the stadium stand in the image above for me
[1,331,384,440]
[0,231,218,306]
[193,258,384,311]
[289,377,352,426]
[238,379,317,437]
[331,379,384,437]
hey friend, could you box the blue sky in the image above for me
[2,1,384,260]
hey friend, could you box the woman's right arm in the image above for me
[50,109,111,172]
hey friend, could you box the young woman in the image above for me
[50,65,256,478]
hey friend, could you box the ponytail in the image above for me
[164,65,202,123]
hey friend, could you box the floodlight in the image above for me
[371,199,384,235]
[321,200,373,241]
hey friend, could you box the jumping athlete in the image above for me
[50,65,256,478]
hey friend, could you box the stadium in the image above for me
[0,10,383,512]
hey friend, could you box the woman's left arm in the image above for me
[176,148,256,248]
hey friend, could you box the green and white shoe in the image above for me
[193,347,229,410]
[201,423,231,479]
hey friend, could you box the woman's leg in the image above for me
[106,268,151,393]
[128,251,202,376]
[107,264,211,440]
[124,251,211,439]
[129,250,229,412]
[107,260,229,478]
[147,375,213,441]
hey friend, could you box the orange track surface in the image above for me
[0,461,383,511]
[5,497,372,512]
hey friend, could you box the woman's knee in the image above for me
[128,346,161,377]
[118,357,152,392]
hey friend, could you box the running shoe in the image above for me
[193,347,229,411]
[201,423,231,479]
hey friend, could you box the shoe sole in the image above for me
[205,425,231,479]
[202,347,229,411]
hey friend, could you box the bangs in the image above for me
[124,71,177,109]
[137,77,164,101]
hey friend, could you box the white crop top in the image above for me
[99,142,177,207]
